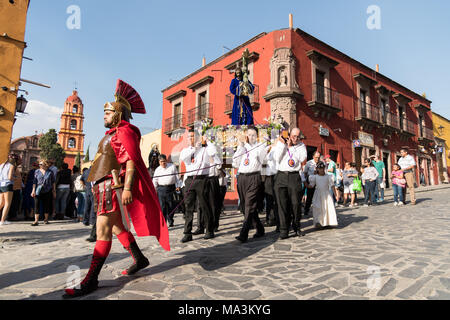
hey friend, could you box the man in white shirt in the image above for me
[261,143,278,230]
[179,130,218,242]
[193,150,223,234]
[302,151,321,216]
[232,127,266,243]
[273,127,307,239]
[152,154,181,227]
[398,148,417,205]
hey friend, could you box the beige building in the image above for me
[140,129,161,168]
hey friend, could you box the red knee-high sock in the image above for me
[116,231,135,248]
[93,239,112,258]
[64,240,111,296]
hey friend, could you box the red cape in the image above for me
[109,120,170,251]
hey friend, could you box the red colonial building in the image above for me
[161,22,438,203]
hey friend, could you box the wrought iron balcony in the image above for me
[164,114,185,134]
[307,83,341,117]
[382,111,399,130]
[418,126,434,143]
[187,103,213,126]
[225,84,259,115]
[355,99,381,124]
[399,119,416,137]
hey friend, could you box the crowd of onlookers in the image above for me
[0,153,95,227]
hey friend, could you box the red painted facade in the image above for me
[161,28,438,202]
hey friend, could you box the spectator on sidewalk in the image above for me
[72,166,86,222]
[398,148,417,205]
[8,156,23,221]
[0,154,19,225]
[324,155,337,205]
[371,154,386,203]
[391,163,406,206]
[361,158,379,207]
[22,162,38,221]
[31,160,56,226]
[55,163,72,220]
[342,162,358,207]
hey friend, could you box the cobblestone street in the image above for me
[0,185,449,300]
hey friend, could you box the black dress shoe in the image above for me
[296,230,305,237]
[204,233,215,240]
[192,229,204,235]
[253,232,265,239]
[181,234,193,243]
[214,227,219,232]
[279,234,289,240]
[85,237,96,242]
[235,236,247,243]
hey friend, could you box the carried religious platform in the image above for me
[160,15,439,202]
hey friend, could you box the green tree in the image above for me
[39,129,65,168]
[75,151,81,168]
[84,144,90,162]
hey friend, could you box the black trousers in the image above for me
[263,175,278,226]
[9,189,21,219]
[274,171,303,236]
[304,186,316,214]
[157,184,176,224]
[237,172,264,240]
[83,191,95,225]
[184,176,213,235]
[208,176,222,230]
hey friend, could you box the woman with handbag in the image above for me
[31,160,56,226]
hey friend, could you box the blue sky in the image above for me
[13,0,450,153]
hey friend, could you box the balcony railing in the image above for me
[164,114,185,134]
[383,111,399,129]
[419,126,434,141]
[225,84,259,115]
[403,119,415,135]
[187,103,213,126]
[355,99,380,123]
[311,83,340,110]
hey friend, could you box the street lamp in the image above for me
[16,95,28,113]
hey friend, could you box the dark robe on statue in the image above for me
[230,78,254,125]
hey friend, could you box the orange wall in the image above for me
[0,0,30,163]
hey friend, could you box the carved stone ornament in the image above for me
[263,47,303,129]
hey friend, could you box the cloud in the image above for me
[11,100,63,140]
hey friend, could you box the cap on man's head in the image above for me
[324,155,331,159]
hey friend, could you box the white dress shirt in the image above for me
[153,163,181,188]
[273,140,307,172]
[208,152,223,177]
[398,154,416,170]
[261,146,278,176]
[232,142,267,174]
[180,141,217,177]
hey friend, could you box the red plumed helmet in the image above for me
[114,79,146,115]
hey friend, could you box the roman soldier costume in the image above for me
[64,79,170,298]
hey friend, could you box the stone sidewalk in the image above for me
[0,185,449,300]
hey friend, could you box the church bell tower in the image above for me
[58,90,85,168]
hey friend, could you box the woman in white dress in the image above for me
[308,161,338,228]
